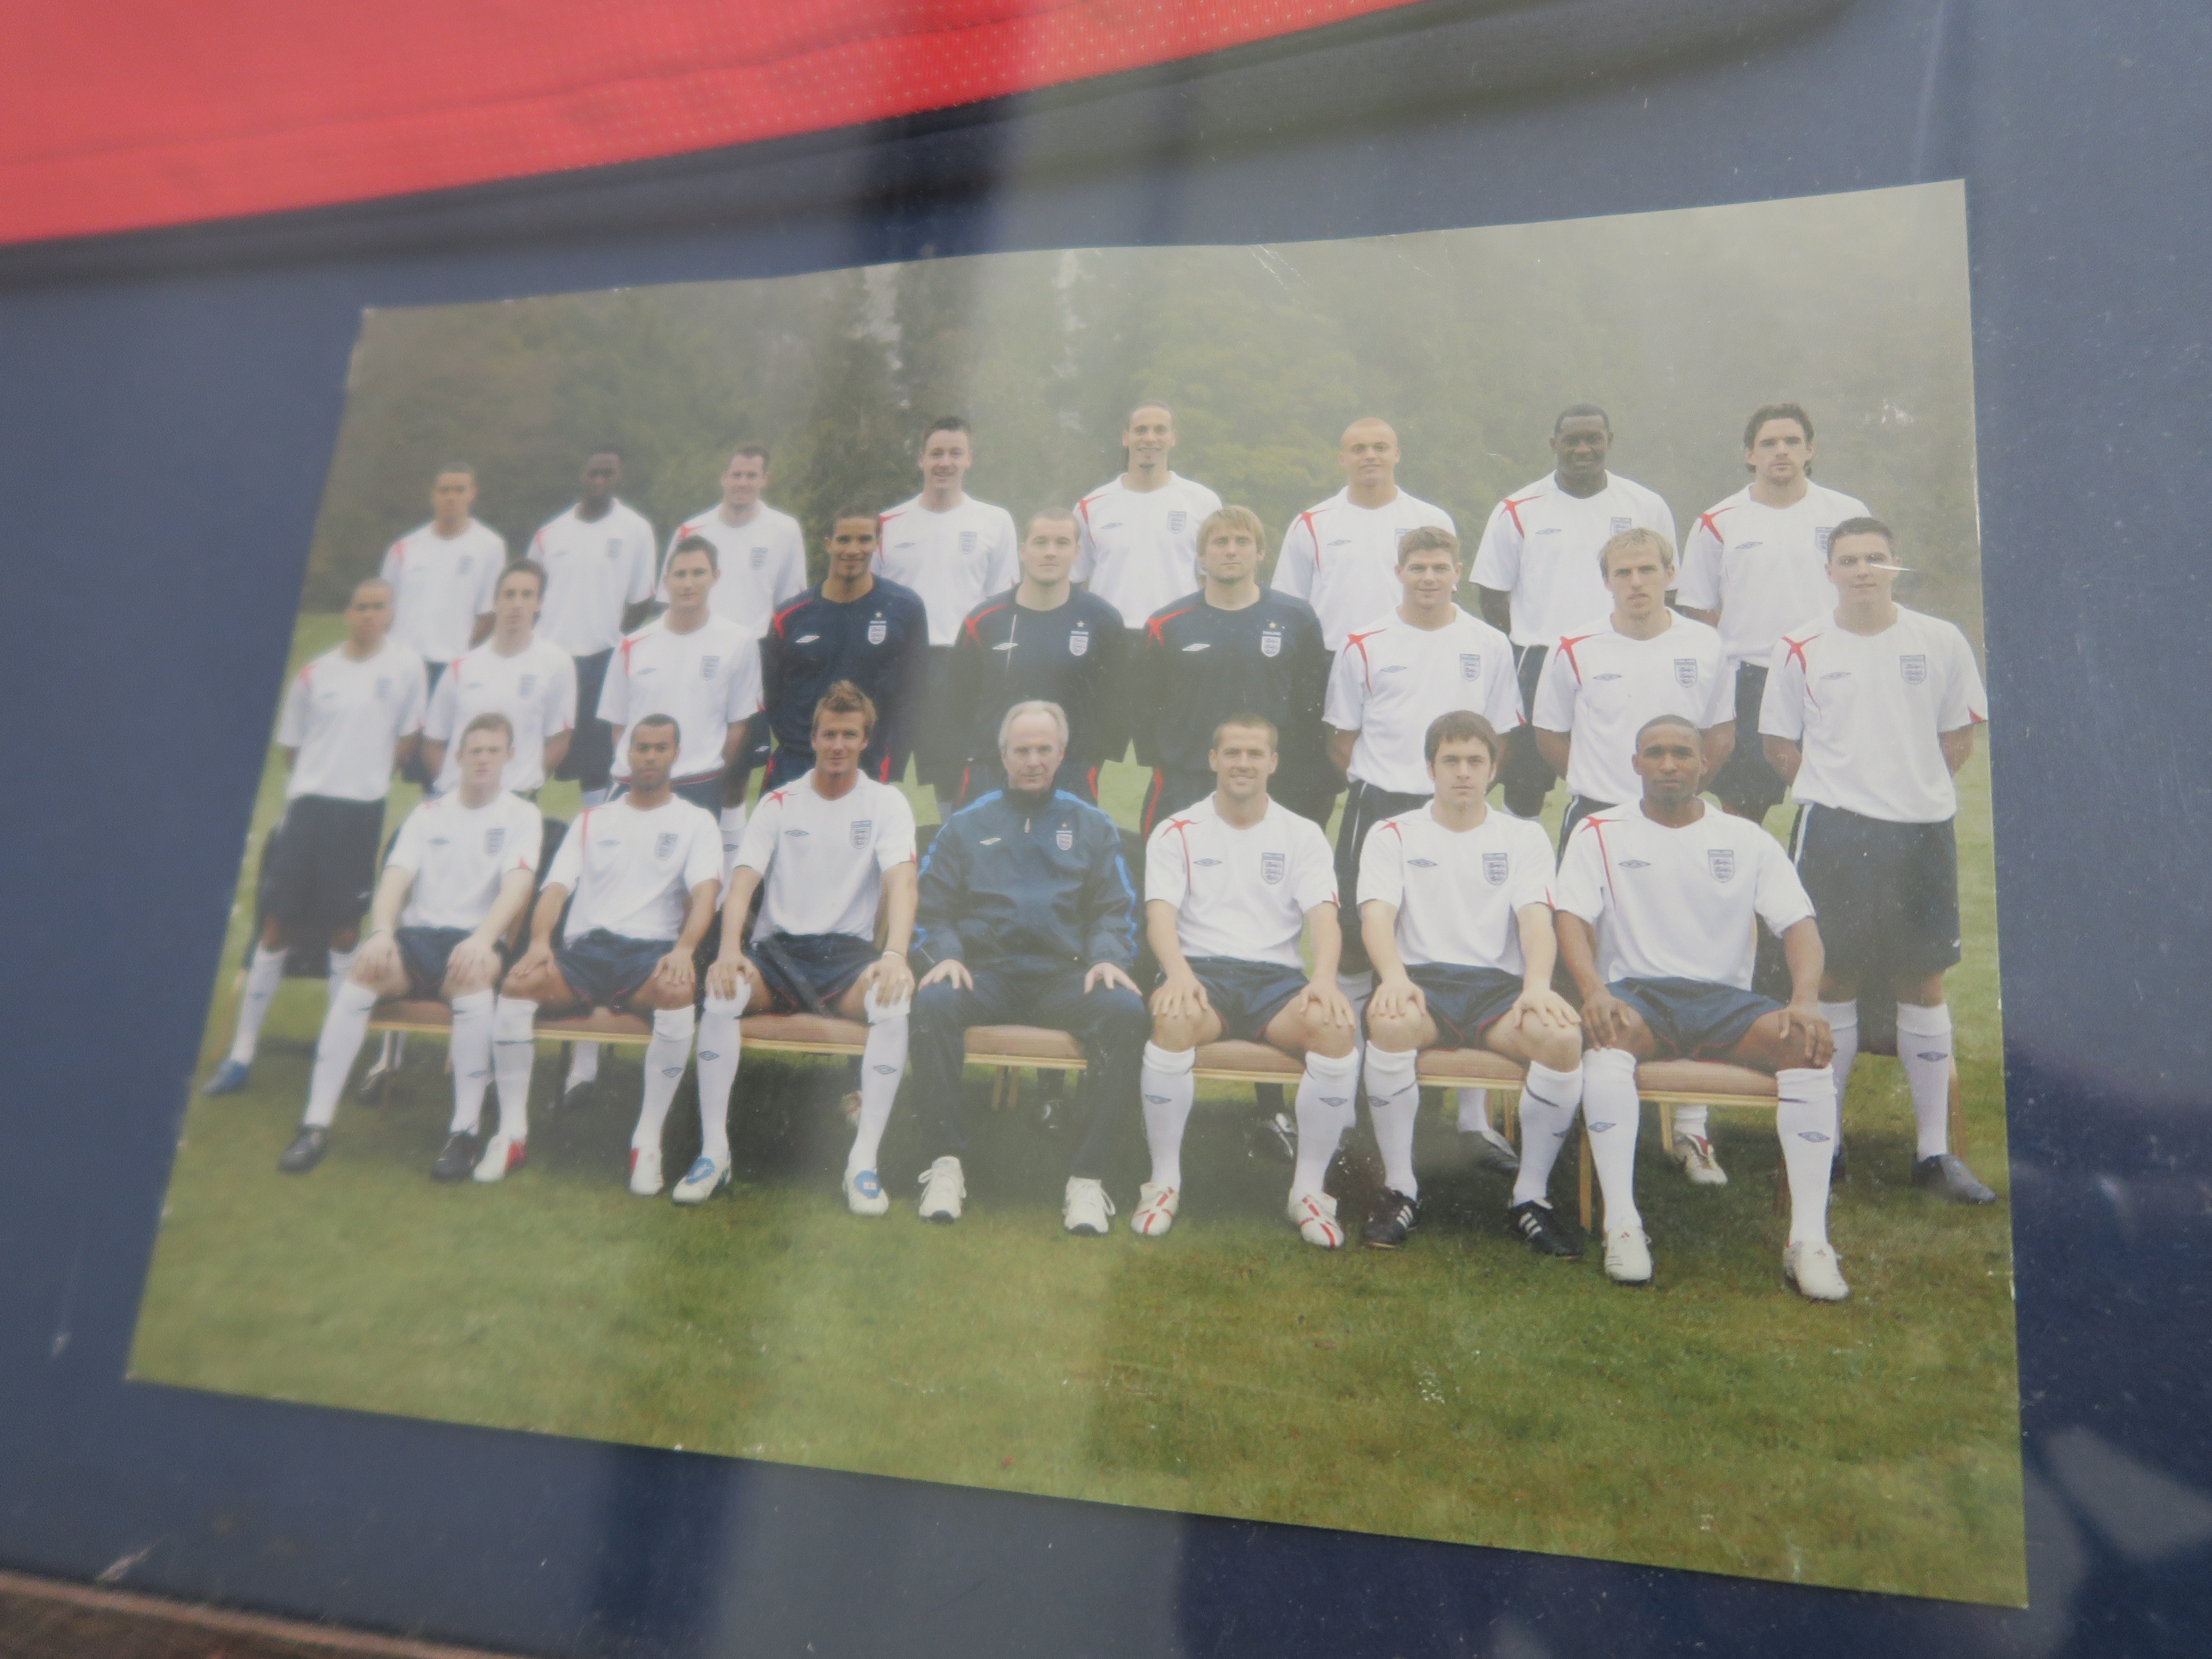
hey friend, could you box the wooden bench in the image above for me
[367,1002,1961,1229]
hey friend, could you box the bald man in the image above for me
[1271,417,1457,654]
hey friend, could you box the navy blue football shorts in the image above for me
[396,925,508,998]
[1790,803,1962,980]
[1404,963,1526,1046]
[749,931,880,1014]
[262,794,385,933]
[1608,975,1782,1061]
[555,929,673,1009]
[1182,955,1311,1042]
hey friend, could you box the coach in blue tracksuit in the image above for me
[909,698,1147,1235]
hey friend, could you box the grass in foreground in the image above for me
[129,616,2023,1605]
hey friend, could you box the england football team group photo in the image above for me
[201,393,1995,1306]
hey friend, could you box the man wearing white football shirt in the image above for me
[660,445,809,640]
[1555,715,1845,1299]
[381,463,505,676]
[1324,528,1521,991]
[1360,712,1584,1253]
[421,560,577,797]
[1272,417,1455,652]
[1532,528,1734,1188]
[495,716,724,1193]
[1473,406,1679,819]
[698,684,919,1213]
[531,450,658,804]
[874,416,1020,798]
[1137,717,1355,1245]
[205,579,426,1096]
[1676,404,1870,824]
[277,714,540,1179]
[1761,518,1996,1204]
[1073,403,1223,631]
[599,536,764,816]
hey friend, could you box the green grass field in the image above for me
[131,613,2024,1605]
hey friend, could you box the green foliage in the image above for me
[304,186,1984,645]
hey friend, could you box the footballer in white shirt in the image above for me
[1554,715,1849,1300]
[1675,404,1871,823]
[530,449,658,801]
[497,717,725,1196]
[598,536,765,814]
[1471,405,1679,818]
[204,579,427,1097]
[1359,712,1584,1253]
[873,416,1021,796]
[696,684,920,1213]
[1138,717,1357,1246]
[421,559,578,797]
[1323,527,1521,990]
[379,462,505,682]
[276,714,540,1181]
[1760,518,1996,1205]
[1073,402,1223,629]
[1272,416,1456,651]
[659,444,809,640]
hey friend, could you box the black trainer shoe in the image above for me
[277,1126,328,1175]
[430,1130,482,1183]
[1913,1152,1997,1204]
[1505,1198,1583,1258]
[1361,1189,1420,1249]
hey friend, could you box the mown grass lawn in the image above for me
[131,614,2023,1604]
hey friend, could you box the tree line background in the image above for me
[308,182,1984,646]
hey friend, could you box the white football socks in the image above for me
[1581,1047,1644,1233]
[1897,1002,1954,1160]
[1775,1066,1839,1248]
[492,996,538,1142]
[1290,1047,1361,1196]
[719,805,749,873]
[631,1006,696,1153]
[447,988,494,1135]
[302,979,379,1129]
[1455,1088,1493,1134]
[1138,1041,1197,1188]
[848,986,910,1176]
[1363,1043,1422,1199]
[1509,1059,1585,1209]
[694,983,750,1166]
[1821,1000,1860,1104]
[1674,1103,1709,1142]
[324,944,359,1004]
[566,1041,600,1089]
[229,943,287,1065]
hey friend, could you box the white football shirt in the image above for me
[598,614,764,784]
[1469,472,1678,647]
[387,790,543,932]
[1759,606,1988,824]
[1531,611,1730,806]
[1073,473,1224,628]
[529,500,658,656]
[1324,608,1523,795]
[547,796,724,944]
[1271,487,1456,650]
[660,503,809,638]
[276,639,427,802]
[1357,804,1555,974]
[423,637,578,795]
[736,772,919,943]
[873,494,1021,646]
[1554,805,1815,989]
[1674,483,1871,666]
[1146,795,1337,970]
[381,520,506,662]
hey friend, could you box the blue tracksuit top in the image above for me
[912,787,1138,973]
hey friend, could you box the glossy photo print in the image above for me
[132,180,2022,1603]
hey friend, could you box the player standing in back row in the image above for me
[1073,403,1222,631]
[1675,404,1869,824]
[420,559,577,798]
[529,450,658,806]
[1760,518,1996,1204]
[1272,417,1456,653]
[205,579,427,1096]
[873,417,1020,800]
[661,445,809,640]
[1472,405,1678,820]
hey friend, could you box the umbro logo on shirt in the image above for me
[795,634,820,644]
[1182,642,1211,652]
[1619,858,1651,869]
[1382,664,1407,674]
[1100,521,1125,532]
[784,828,809,837]
[993,642,1017,652]
[1534,527,1562,536]
[1327,538,1354,548]
[429,836,451,847]
[1737,540,1764,551]
[980,837,1002,846]
[1592,672,1623,682]
[1195,857,1222,866]
[1408,858,1438,868]
[1822,670,1852,680]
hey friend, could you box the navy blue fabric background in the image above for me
[3,0,2207,1652]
